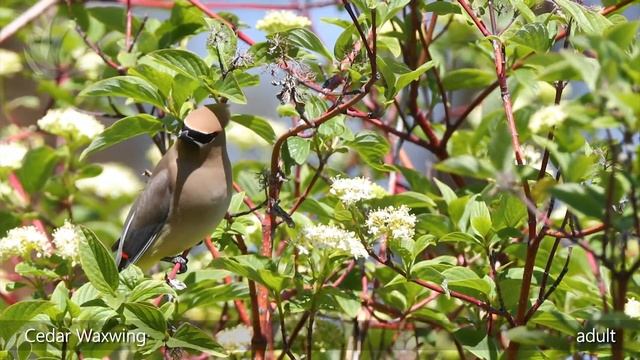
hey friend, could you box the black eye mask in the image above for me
[179,126,217,146]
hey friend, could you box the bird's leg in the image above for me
[162,255,189,274]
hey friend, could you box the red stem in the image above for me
[125,0,132,49]
[187,0,255,45]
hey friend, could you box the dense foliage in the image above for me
[0,0,639,359]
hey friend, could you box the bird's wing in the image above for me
[115,168,172,270]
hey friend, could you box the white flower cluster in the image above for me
[0,142,27,170]
[52,221,82,262]
[38,108,104,143]
[298,224,368,259]
[528,105,567,133]
[0,49,23,76]
[521,144,543,169]
[76,162,143,198]
[0,222,84,263]
[626,298,640,319]
[76,52,103,79]
[256,10,311,34]
[366,205,416,242]
[0,226,52,261]
[216,324,253,350]
[330,176,385,206]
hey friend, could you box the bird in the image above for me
[114,104,232,273]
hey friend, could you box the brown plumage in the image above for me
[115,105,232,271]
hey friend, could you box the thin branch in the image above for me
[288,156,327,215]
[187,0,255,45]
[0,0,59,44]
[524,247,573,322]
[127,15,148,52]
[125,0,133,49]
[75,24,123,73]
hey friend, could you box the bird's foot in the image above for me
[164,275,187,291]
[162,255,189,274]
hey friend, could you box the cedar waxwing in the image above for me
[114,105,232,272]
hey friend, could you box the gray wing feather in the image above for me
[116,168,172,270]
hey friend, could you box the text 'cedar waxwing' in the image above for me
[114,105,232,272]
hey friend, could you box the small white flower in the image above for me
[216,324,253,350]
[625,298,640,318]
[76,52,103,79]
[52,221,82,262]
[299,224,368,259]
[521,145,543,168]
[76,162,143,198]
[0,49,23,76]
[330,176,385,206]
[0,226,51,260]
[529,105,567,133]
[366,205,416,242]
[0,142,27,170]
[38,108,104,143]
[256,10,311,34]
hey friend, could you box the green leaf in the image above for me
[231,114,277,144]
[560,52,600,91]
[124,302,167,340]
[435,155,494,179]
[16,146,59,194]
[433,178,457,204]
[285,137,311,165]
[286,28,333,61]
[443,69,495,90]
[119,264,145,289]
[0,301,56,340]
[505,326,569,348]
[422,2,461,15]
[166,323,226,357]
[210,73,247,104]
[555,0,612,35]
[318,116,346,138]
[210,254,291,292]
[80,76,165,109]
[549,183,604,218]
[317,288,361,318]
[89,7,142,33]
[469,199,492,237]
[605,21,640,49]
[379,0,411,23]
[395,60,434,92]
[334,25,357,60]
[507,0,535,23]
[439,232,483,246]
[78,226,119,295]
[509,23,550,53]
[147,49,210,81]
[129,64,174,98]
[442,267,491,296]
[346,132,393,171]
[371,192,437,209]
[128,280,176,303]
[183,282,249,307]
[15,263,59,279]
[81,114,163,160]
[205,18,238,70]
